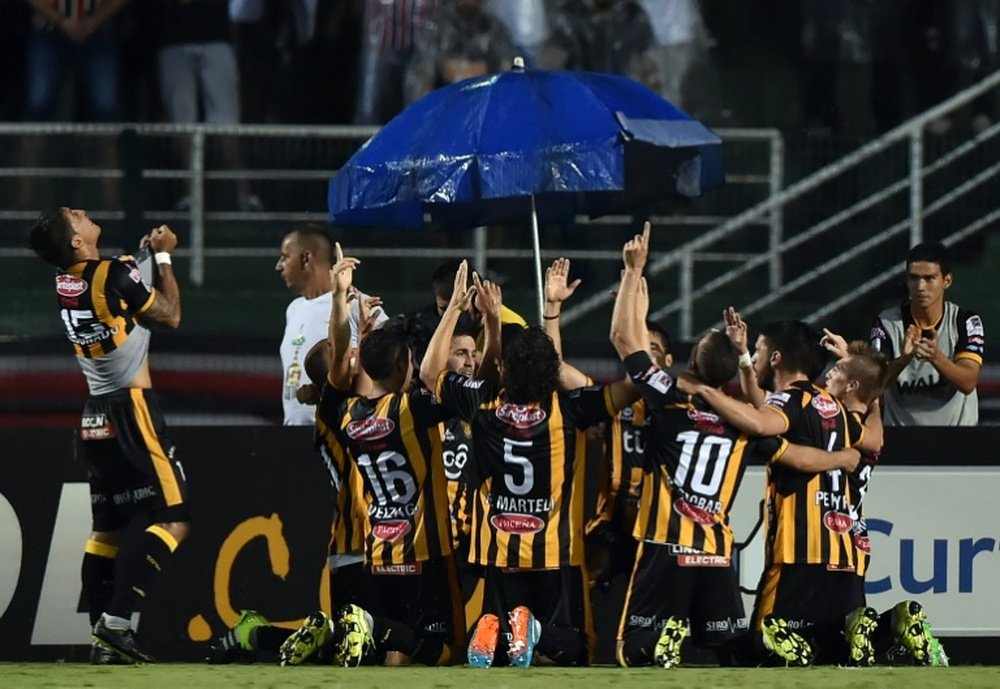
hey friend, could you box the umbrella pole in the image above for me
[530,195,544,324]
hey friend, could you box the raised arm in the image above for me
[137,225,181,329]
[420,260,474,390]
[723,307,764,407]
[327,242,360,391]
[473,272,502,386]
[543,257,589,389]
[610,222,650,360]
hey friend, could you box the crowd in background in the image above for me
[0,0,997,137]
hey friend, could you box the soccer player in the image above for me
[688,312,873,666]
[612,226,858,669]
[29,208,187,664]
[282,244,463,667]
[871,241,984,426]
[421,260,639,669]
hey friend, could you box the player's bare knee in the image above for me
[156,520,191,544]
[89,530,119,546]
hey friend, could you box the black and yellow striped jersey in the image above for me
[441,417,475,550]
[317,384,451,566]
[436,371,614,570]
[315,408,366,556]
[54,257,156,395]
[590,400,648,534]
[625,352,779,558]
[761,381,864,569]
[845,408,877,577]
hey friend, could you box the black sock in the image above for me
[106,525,178,620]
[618,629,658,666]
[372,615,417,656]
[81,541,118,627]
[254,625,293,651]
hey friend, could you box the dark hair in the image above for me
[645,320,671,354]
[502,326,559,404]
[844,341,890,404]
[286,224,334,266]
[906,241,951,276]
[29,209,76,268]
[758,320,826,380]
[452,322,477,341]
[431,259,463,298]
[692,331,738,387]
[359,322,411,381]
[500,322,527,357]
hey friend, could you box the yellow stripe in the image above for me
[956,351,983,366]
[569,429,586,567]
[85,539,119,558]
[146,524,179,552]
[807,475,822,562]
[130,388,182,506]
[544,399,565,568]
[779,493,796,563]
[136,288,157,316]
[754,565,780,630]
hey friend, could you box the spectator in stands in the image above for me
[485,0,550,68]
[870,241,984,426]
[153,0,261,210]
[355,0,437,124]
[548,0,660,91]
[944,0,999,133]
[637,0,714,114]
[28,210,186,664]
[405,0,516,104]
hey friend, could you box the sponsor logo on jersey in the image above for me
[80,413,115,440]
[765,392,791,408]
[345,416,395,440]
[462,378,484,389]
[678,553,731,567]
[490,512,545,534]
[823,511,853,533]
[372,519,411,541]
[966,315,984,337]
[128,267,142,284]
[811,395,840,419]
[495,404,546,429]
[371,563,422,575]
[687,408,725,435]
[56,274,87,297]
[673,499,715,526]
[642,367,673,394]
[853,534,871,553]
[870,325,886,344]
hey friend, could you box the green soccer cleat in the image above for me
[207,609,269,664]
[761,616,812,667]
[336,604,375,667]
[923,621,949,667]
[279,611,334,667]
[843,606,879,667]
[653,616,689,668]
[892,600,931,665]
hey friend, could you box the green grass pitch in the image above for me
[0,664,995,689]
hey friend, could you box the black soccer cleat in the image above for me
[93,618,155,664]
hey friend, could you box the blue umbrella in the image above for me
[329,59,723,322]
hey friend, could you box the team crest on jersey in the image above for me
[673,499,715,526]
[687,408,725,435]
[346,416,395,440]
[372,519,411,541]
[490,513,545,534]
[811,395,840,419]
[496,404,546,429]
[823,511,853,533]
[56,274,87,297]
[80,413,115,440]
[853,534,871,553]
[966,315,984,337]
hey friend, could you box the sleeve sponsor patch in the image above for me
[764,392,791,409]
[641,368,673,394]
[966,315,984,337]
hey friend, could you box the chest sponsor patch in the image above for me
[346,416,395,440]
[490,512,545,535]
[372,519,411,541]
[495,404,546,429]
[811,395,840,419]
[677,553,731,567]
[80,413,115,440]
[56,274,88,297]
[823,511,853,533]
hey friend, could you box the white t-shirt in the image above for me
[280,290,389,425]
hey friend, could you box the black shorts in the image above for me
[364,556,464,650]
[752,563,866,634]
[619,541,746,649]
[78,388,189,531]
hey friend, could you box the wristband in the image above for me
[154,252,172,266]
[738,351,752,369]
